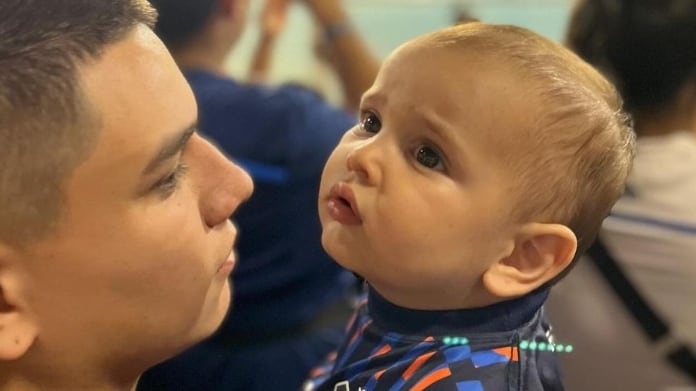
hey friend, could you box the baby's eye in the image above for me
[415,145,444,170]
[360,112,382,134]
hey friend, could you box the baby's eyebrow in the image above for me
[360,91,387,109]
[142,122,197,176]
[420,111,454,142]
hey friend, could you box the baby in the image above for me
[306,22,635,391]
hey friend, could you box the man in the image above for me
[0,1,252,390]
[139,0,380,390]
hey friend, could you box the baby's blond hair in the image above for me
[422,23,636,279]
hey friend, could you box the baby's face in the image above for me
[318,42,538,309]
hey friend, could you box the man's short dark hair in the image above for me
[0,0,156,246]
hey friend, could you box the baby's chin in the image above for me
[327,251,359,273]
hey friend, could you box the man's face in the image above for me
[318,43,534,310]
[19,25,252,371]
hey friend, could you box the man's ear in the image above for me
[217,0,242,19]
[482,223,577,299]
[0,244,38,361]
[215,0,248,40]
[217,0,234,17]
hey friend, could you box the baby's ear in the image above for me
[0,245,38,361]
[482,223,577,299]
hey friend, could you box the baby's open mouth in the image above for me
[327,183,362,225]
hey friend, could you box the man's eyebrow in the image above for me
[142,122,197,175]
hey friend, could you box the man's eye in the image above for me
[360,112,382,134]
[154,163,188,197]
[415,145,444,170]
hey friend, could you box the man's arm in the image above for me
[302,0,380,112]
[248,0,290,83]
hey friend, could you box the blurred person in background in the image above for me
[546,0,696,389]
[452,3,478,25]
[138,0,379,390]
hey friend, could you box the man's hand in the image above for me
[298,0,379,112]
[260,0,290,38]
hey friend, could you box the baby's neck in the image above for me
[367,286,549,336]
[367,281,504,311]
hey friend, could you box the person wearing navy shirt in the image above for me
[138,1,379,390]
[307,22,635,390]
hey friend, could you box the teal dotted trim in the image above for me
[519,340,573,353]
[442,336,470,345]
[440,336,573,353]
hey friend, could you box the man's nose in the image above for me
[196,136,254,228]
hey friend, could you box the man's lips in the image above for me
[217,241,237,274]
[327,182,362,225]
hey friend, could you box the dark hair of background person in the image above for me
[148,0,218,49]
[452,4,479,25]
[567,0,696,119]
[0,0,156,246]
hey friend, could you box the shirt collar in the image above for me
[367,286,549,336]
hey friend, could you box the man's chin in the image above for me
[188,279,233,346]
[209,280,233,334]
